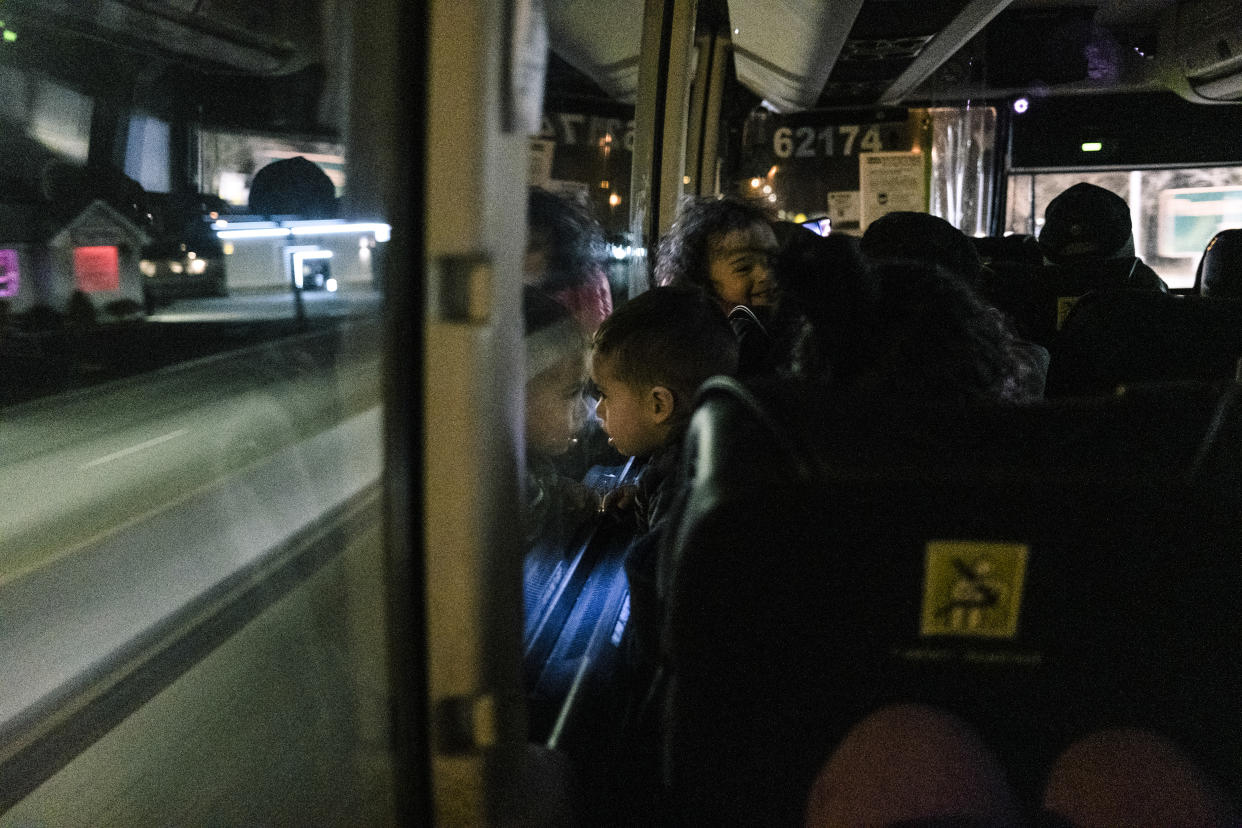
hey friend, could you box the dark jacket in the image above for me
[624,437,682,672]
[729,305,774,379]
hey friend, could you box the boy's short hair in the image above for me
[654,195,774,291]
[592,286,738,415]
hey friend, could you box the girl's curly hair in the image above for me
[653,195,774,294]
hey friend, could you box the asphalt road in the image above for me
[0,320,381,582]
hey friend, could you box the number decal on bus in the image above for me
[860,125,883,153]
[538,114,637,150]
[773,124,885,159]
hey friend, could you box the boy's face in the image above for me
[706,221,779,311]
[589,353,670,458]
[526,352,586,456]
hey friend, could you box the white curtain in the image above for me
[929,106,997,237]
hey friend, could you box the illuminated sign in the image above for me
[0,249,19,298]
[74,246,120,292]
[214,220,391,243]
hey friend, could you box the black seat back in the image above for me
[982,259,1160,348]
[661,378,1242,825]
[1048,290,1242,396]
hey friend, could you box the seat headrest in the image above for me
[1199,228,1242,299]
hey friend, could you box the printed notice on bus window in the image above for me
[827,191,860,226]
[859,151,926,231]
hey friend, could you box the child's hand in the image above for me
[599,484,638,515]
[562,479,602,519]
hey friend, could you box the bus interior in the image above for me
[1,0,1241,824]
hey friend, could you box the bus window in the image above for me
[1007,167,1242,289]
[0,2,405,822]
[201,129,346,209]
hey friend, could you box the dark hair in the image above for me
[592,286,738,416]
[528,187,607,292]
[851,260,1040,403]
[249,156,336,218]
[771,231,877,382]
[654,195,774,293]
[860,211,983,288]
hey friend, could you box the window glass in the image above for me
[28,77,92,163]
[0,5,397,822]
[201,129,346,208]
[124,113,171,193]
[1006,167,1242,289]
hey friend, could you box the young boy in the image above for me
[591,286,739,525]
[589,286,739,684]
[523,286,596,548]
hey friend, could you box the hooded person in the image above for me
[1037,183,1167,291]
[249,156,337,219]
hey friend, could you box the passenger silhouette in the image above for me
[805,260,1045,403]
[860,211,1048,398]
[1198,228,1242,299]
[248,156,336,218]
[861,210,986,290]
[1037,182,1166,291]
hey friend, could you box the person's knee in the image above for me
[804,704,1021,827]
[1044,728,1237,828]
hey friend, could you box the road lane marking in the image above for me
[79,429,190,470]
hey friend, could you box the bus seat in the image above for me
[1047,290,1242,396]
[660,377,1242,825]
[982,259,1164,348]
[1198,228,1242,299]
[972,233,1043,266]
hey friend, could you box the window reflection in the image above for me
[0,4,392,821]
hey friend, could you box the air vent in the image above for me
[839,36,933,62]
[1175,0,1242,99]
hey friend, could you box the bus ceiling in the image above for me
[546,0,1242,111]
[3,0,319,78]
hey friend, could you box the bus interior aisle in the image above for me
[517,0,1242,822]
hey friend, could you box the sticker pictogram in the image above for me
[920,541,1029,639]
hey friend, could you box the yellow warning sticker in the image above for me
[920,541,1029,639]
[1055,295,1081,329]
